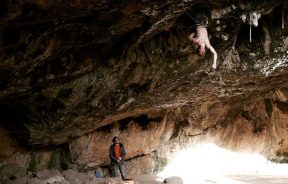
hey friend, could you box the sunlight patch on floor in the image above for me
[157,143,288,184]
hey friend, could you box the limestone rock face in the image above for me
[0,127,31,169]
[205,89,288,161]
[0,163,27,180]
[0,0,288,176]
[69,113,174,172]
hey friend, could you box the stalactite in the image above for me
[282,2,285,29]
[261,19,271,55]
[249,13,252,43]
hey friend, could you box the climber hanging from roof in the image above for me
[187,7,218,69]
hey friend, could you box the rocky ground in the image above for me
[1,0,288,180]
[0,165,134,184]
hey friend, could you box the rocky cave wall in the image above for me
[1,0,288,177]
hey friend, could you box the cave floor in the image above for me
[132,173,288,184]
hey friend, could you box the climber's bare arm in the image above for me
[205,41,218,69]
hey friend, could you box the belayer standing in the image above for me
[109,136,127,180]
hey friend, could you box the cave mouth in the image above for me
[157,143,288,184]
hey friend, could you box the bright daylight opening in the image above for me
[157,143,288,184]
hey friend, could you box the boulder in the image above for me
[161,176,183,184]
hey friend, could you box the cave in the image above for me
[1,0,288,183]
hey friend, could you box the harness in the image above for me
[195,19,208,27]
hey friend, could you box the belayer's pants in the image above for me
[113,162,126,179]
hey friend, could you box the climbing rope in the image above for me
[181,0,208,27]
[181,0,197,22]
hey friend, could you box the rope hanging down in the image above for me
[181,0,208,27]
[181,0,198,22]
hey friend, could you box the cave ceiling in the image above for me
[0,0,288,146]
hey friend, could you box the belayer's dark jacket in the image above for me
[109,143,126,166]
